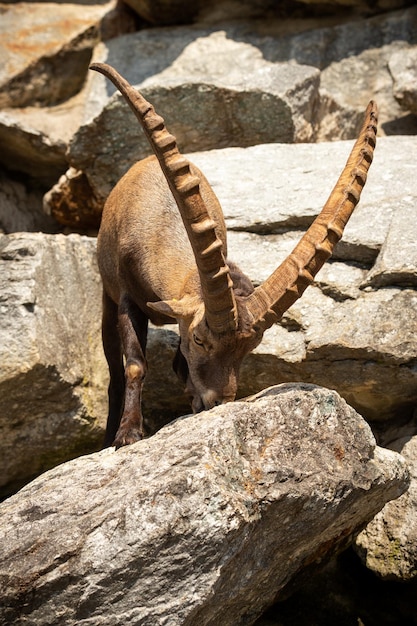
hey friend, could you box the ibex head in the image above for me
[90,62,377,447]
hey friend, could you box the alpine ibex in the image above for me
[90,62,377,449]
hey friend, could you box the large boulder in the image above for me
[0,233,108,498]
[0,384,409,626]
[66,29,319,201]
[43,5,417,229]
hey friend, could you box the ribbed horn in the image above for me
[90,62,238,334]
[245,100,378,331]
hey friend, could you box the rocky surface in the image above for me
[0,1,114,108]
[0,0,416,622]
[2,137,417,493]
[0,233,108,498]
[1,6,416,231]
[355,416,417,581]
[0,385,409,625]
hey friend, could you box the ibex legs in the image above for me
[102,291,148,448]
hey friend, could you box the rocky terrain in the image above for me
[0,0,416,624]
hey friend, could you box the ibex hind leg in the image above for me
[102,290,125,448]
[113,293,148,449]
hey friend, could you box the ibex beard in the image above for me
[90,62,377,449]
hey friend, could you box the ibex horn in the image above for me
[90,62,238,334]
[245,100,378,330]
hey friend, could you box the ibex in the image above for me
[90,62,377,449]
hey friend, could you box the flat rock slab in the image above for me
[192,136,417,265]
[363,200,417,288]
[0,384,409,626]
[240,286,417,422]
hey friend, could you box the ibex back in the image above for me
[90,62,377,449]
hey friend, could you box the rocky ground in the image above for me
[0,0,416,624]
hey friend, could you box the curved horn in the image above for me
[90,62,237,334]
[245,100,378,331]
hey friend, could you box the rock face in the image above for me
[42,7,417,226]
[0,385,409,626]
[0,0,416,618]
[355,418,417,581]
[67,29,320,205]
[121,0,415,26]
[0,233,108,498]
[0,1,114,108]
[2,136,417,495]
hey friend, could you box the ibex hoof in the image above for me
[113,428,144,449]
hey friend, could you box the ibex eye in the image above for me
[193,334,204,346]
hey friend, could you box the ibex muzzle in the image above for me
[90,62,377,449]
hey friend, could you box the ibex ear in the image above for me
[147,295,201,320]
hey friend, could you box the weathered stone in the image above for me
[0,111,68,186]
[362,200,417,288]
[255,6,417,138]
[0,384,409,625]
[0,171,59,234]
[238,287,417,423]
[118,0,417,26]
[51,130,417,242]
[0,233,107,498]
[193,136,416,264]
[389,45,417,115]
[65,29,319,203]
[355,419,417,580]
[318,42,417,139]
[227,231,367,299]
[0,1,114,108]
[0,86,89,185]
[257,6,417,71]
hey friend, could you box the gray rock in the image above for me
[355,421,417,580]
[362,200,417,288]
[389,45,417,114]
[0,384,409,625]
[318,42,416,139]
[0,233,108,498]
[0,1,114,108]
[239,287,417,422]
[67,29,319,204]
[0,86,89,186]
[259,6,417,72]
[192,136,417,265]
[256,6,417,138]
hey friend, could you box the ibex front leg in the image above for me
[102,291,125,447]
[114,293,148,449]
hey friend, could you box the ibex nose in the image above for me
[201,391,234,410]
